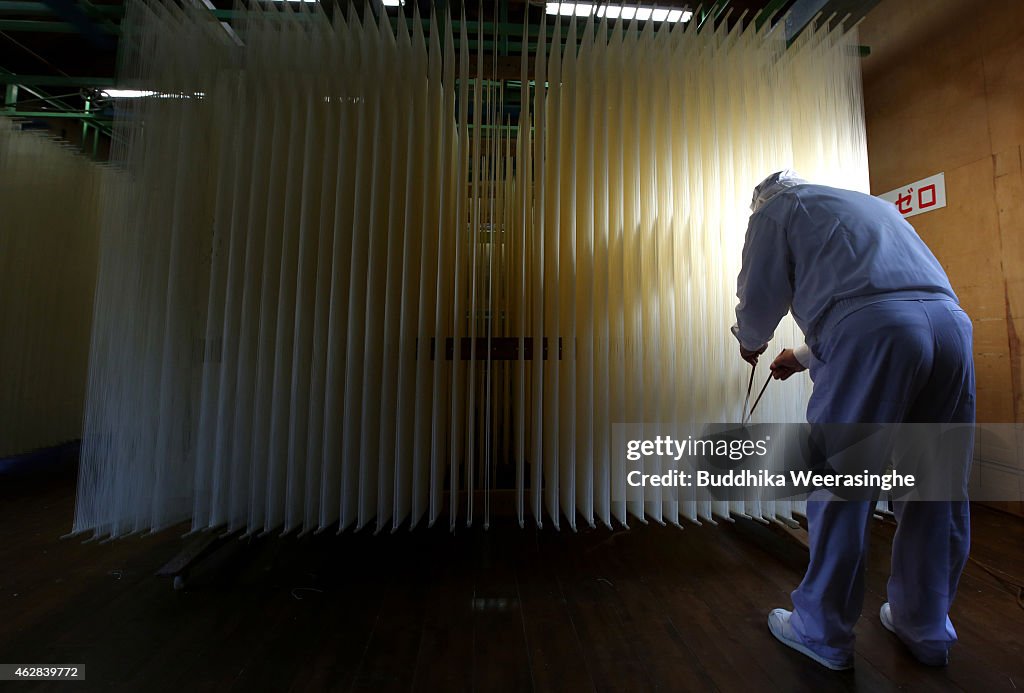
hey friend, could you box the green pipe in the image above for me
[3,83,16,112]
[0,1,51,12]
[0,74,116,88]
[0,74,115,88]
[0,18,115,34]
[6,110,108,119]
[77,0,122,18]
[81,97,90,153]
[0,0,119,16]
[0,19,86,33]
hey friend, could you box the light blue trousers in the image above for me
[788,298,975,665]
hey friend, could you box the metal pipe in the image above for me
[3,83,16,111]
[81,96,89,153]
[0,74,115,88]
[0,19,86,33]
[4,109,107,119]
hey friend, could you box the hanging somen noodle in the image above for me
[72,0,868,538]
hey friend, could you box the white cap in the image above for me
[750,169,809,212]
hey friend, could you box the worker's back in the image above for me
[751,184,957,342]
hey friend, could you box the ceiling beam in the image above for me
[0,73,115,87]
[0,18,90,33]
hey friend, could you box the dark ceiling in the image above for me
[0,0,881,156]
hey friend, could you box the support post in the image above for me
[81,96,90,153]
[3,83,16,112]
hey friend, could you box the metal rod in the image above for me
[0,74,115,87]
[0,1,52,12]
[0,19,92,32]
[5,109,107,119]
[0,0,119,16]
[81,96,89,153]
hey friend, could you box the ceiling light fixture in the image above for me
[547,3,692,22]
[100,89,156,99]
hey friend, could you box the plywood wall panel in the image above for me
[984,37,1024,155]
[863,56,990,194]
[860,0,962,81]
[976,379,1015,424]
[972,318,1011,357]
[858,0,1024,194]
[926,158,1000,305]
[861,0,1024,425]
[994,146,1024,283]
[994,145,1024,422]
[1011,317,1024,423]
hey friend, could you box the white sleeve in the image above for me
[793,343,812,368]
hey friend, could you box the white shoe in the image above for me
[879,602,949,666]
[879,602,896,634]
[768,608,854,671]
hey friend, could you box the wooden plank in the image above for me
[469,527,533,692]
[516,529,594,692]
[994,145,1024,422]
[699,521,864,691]
[3,478,1024,690]
[551,529,657,692]
[982,30,1024,154]
[409,532,475,691]
[621,525,777,691]
[348,537,432,691]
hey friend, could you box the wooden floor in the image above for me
[1,467,1023,693]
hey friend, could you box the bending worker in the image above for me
[732,170,975,670]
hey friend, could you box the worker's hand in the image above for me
[739,343,767,366]
[769,348,807,380]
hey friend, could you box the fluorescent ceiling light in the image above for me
[584,4,693,22]
[100,90,205,99]
[545,2,595,16]
[381,0,404,6]
[101,89,156,98]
